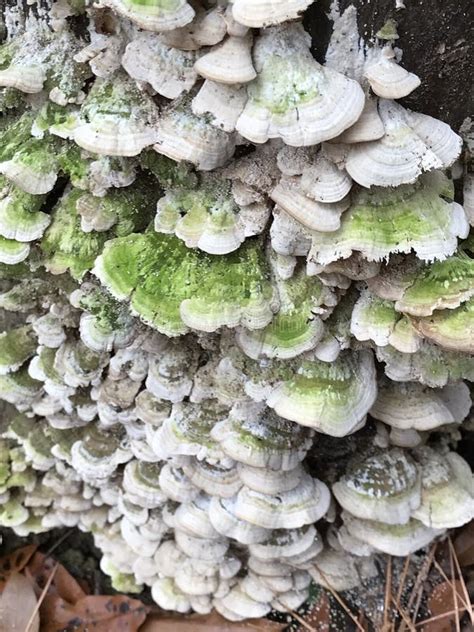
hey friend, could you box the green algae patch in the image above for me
[396,252,474,316]
[310,172,466,264]
[0,325,37,375]
[40,177,157,279]
[95,232,274,336]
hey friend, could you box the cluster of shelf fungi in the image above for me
[0,0,472,622]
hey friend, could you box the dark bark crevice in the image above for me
[305,0,473,130]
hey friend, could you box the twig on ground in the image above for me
[395,555,411,608]
[391,595,416,632]
[406,543,438,630]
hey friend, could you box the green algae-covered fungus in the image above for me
[0,4,473,622]
[154,176,269,255]
[394,251,474,316]
[41,177,157,279]
[375,340,474,387]
[0,26,89,102]
[94,232,276,335]
[265,350,377,435]
[0,366,42,410]
[0,235,30,264]
[99,0,194,32]
[0,325,37,375]
[236,262,333,359]
[73,73,159,157]
[412,296,474,353]
[309,172,469,264]
[74,284,136,352]
[0,176,49,242]
[0,111,62,194]
[236,23,364,146]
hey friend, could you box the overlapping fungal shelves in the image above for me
[0,0,473,622]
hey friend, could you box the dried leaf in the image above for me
[454,522,474,568]
[303,591,331,631]
[25,551,87,603]
[0,572,39,632]
[140,610,286,632]
[424,579,465,632]
[42,594,148,632]
[0,545,37,590]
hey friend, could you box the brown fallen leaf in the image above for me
[0,544,37,590]
[42,594,149,632]
[22,552,147,632]
[424,579,465,632]
[454,521,474,568]
[0,572,40,632]
[140,610,286,632]
[303,591,331,631]
[25,551,87,603]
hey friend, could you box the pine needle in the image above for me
[390,595,415,632]
[448,538,461,632]
[448,536,474,624]
[24,561,59,632]
[289,609,317,632]
[311,566,365,632]
[414,605,473,628]
[432,558,470,612]
[383,555,392,630]
[408,543,437,629]
[394,555,411,612]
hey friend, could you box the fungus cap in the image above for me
[364,47,421,99]
[266,350,377,436]
[101,0,195,33]
[412,449,474,529]
[234,475,331,529]
[231,0,313,28]
[370,379,471,431]
[194,35,256,85]
[122,33,198,99]
[342,512,443,556]
[236,24,365,147]
[332,449,421,525]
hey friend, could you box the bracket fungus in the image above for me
[122,33,198,100]
[370,378,471,431]
[0,0,472,622]
[98,0,195,32]
[231,0,314,28]
[364,47,421,99]
[346,101,462,188]
[308,172,469,265]
[236,24,365,146]
[73,74,159,157]
[154,175,269,255]
[154,96,236,171]
[194,34,257,85]
[332,450,421,525]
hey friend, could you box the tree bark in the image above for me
[305,0,473,130]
